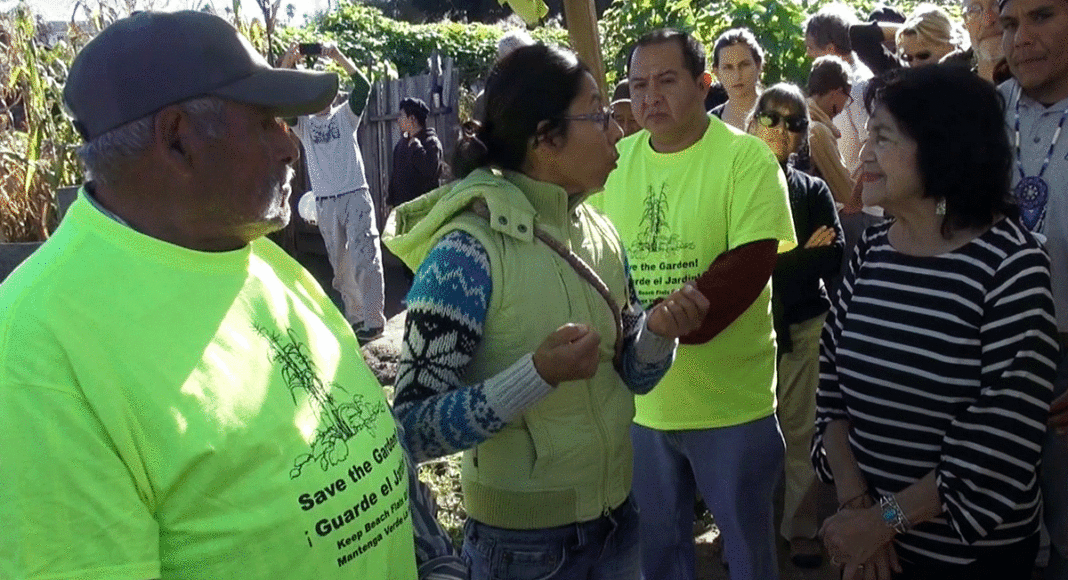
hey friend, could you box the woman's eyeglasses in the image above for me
[561,106,613,130]
[757,111,808,133]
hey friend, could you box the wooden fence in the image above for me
[358,54,460,227]
[284,55,460,258]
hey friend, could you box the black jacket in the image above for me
[772,166,845,352]
[387,127,444,207]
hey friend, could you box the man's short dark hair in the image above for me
[808,55,852,96]
[804,4,857,54]
[627,28,706,80]
[399,97,430,127]
[868,4,906,24]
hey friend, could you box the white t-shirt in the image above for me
[834,59,882,217]
[296,103,370,199]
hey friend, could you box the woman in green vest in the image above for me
[382,44,709,580]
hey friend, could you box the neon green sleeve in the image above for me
[726,137,797,253]
[0,379,160,578]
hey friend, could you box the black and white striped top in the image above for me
[813,218,1059,566]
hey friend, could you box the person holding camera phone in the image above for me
[280,41,386,343]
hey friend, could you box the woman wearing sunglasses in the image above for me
[816,66,1057,579]
[383,44,709,580]
[896,5,969,68]
[747,83,845,569]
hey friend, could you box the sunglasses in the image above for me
[757,111,808,133]
[561,106,614,130]
[900,51,933,64]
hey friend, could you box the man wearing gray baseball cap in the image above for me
[0,11,462,580]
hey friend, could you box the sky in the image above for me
[2,0,331,25]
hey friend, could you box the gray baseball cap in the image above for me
[64,10,338,141]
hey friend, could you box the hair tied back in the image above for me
[453,120,490,178]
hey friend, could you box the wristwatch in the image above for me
[879,494,910,534]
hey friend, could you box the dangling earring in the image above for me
[935,198,946,215]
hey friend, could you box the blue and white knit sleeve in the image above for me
[616,251,676,395]
[393,230,554,463]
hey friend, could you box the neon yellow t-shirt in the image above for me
[597,118,796,430]
[0,192,418,580]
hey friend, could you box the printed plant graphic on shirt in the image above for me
[629,183,694,258]
[310,118,342,144]
[255,325,386,479]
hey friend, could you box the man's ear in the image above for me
[155,105,196,178]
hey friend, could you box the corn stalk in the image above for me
[0,5,90,242]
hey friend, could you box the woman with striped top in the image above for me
[814,65,1059,579]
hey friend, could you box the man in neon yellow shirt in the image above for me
[596,28,796,580]
[0,11,459,580]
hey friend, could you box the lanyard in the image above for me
[1012,85,1068,231]
[1013,85,1068,181]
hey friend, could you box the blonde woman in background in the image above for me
[896,4,970,66]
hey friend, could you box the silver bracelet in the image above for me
[879,494,910,534]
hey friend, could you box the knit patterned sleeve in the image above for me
[393,230,553,463]
[937,240,1058,543]
[616,251,676,395]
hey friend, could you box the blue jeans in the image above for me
[1043,346,1068,580]
[462,495,641,580]
[631,415,784,580]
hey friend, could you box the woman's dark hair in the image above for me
[399,97,430,127]
[453,44,590,178]
[712,28,765,70]
[863,65,1016,237]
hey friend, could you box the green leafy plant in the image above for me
[695,0,810,87]
[599,0,808,87]
[599,0,696,86]
[0,6,89,242]
[599,0,957,89]
[298,1,568,88]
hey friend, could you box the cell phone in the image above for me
[298,43,323,56]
